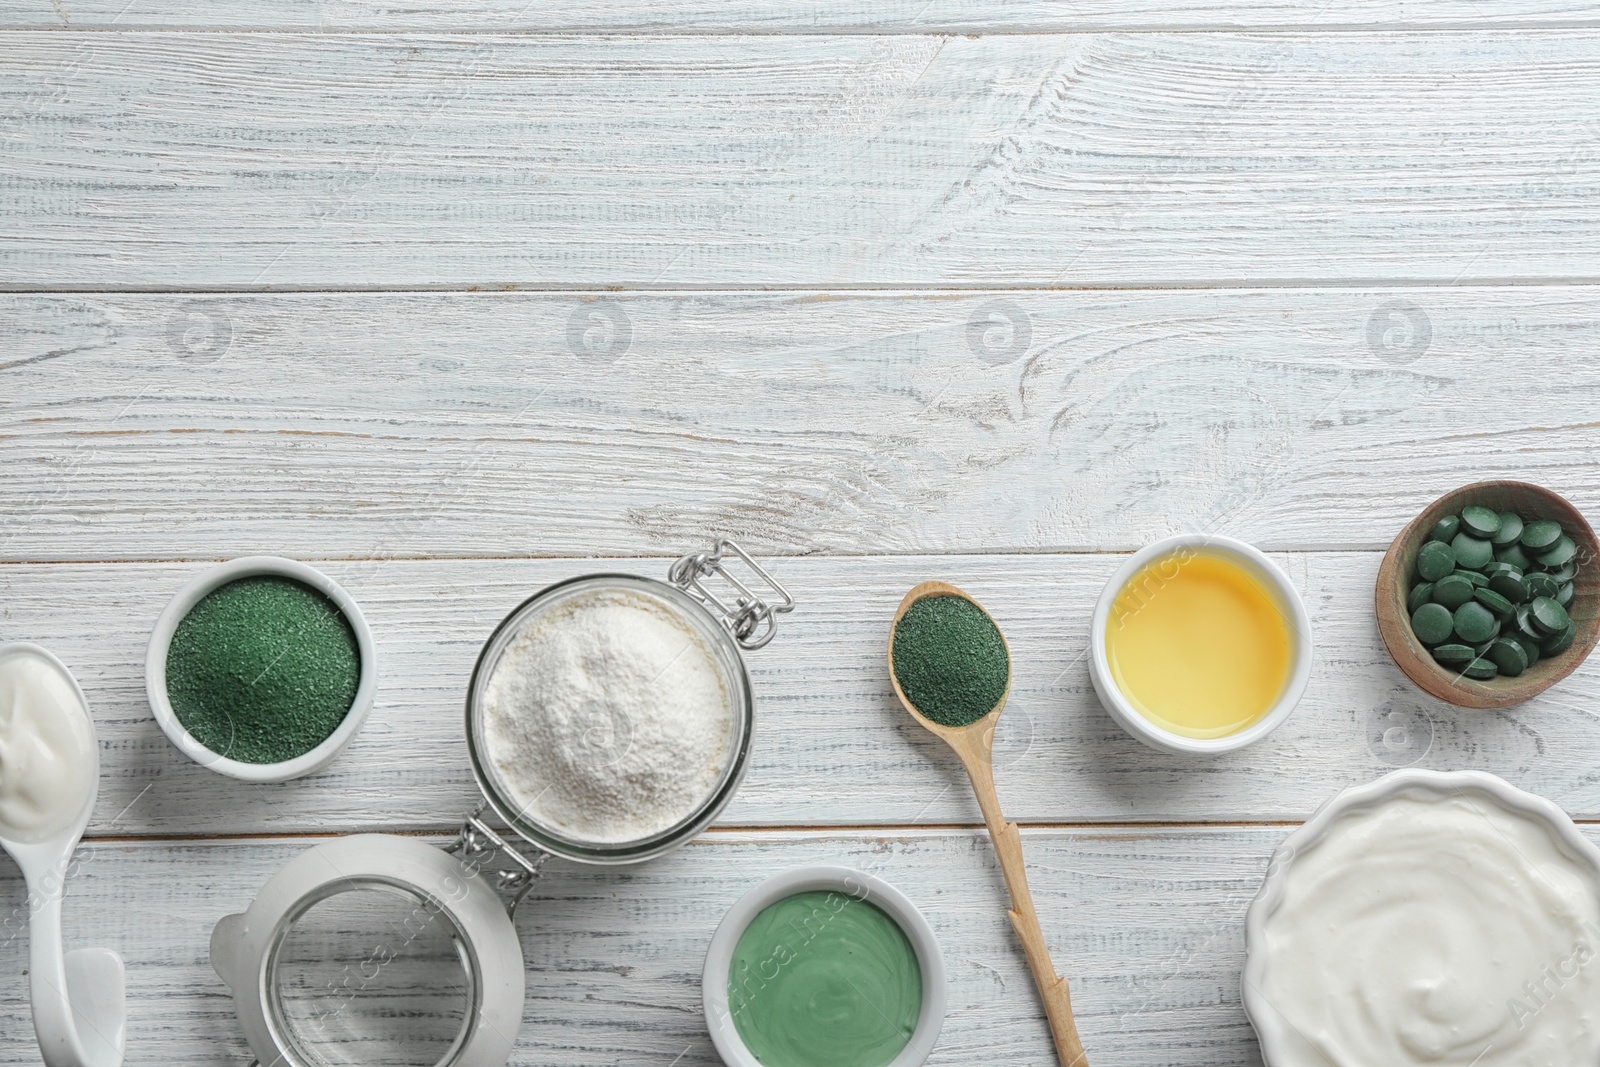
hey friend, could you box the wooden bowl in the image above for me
[1376,480,1600,708]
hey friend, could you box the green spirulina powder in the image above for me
[891,594,1009,727]
[728,890,922,1067]
[166,576,360,765]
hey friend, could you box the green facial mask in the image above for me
[726,890,922,1067]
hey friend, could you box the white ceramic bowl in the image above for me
[703,865,947,1067]
[1089,533,1313,754]
[1242,768,1600,1066]
[146,556,375,783]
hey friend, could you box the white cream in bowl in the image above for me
[1248,772,1600,1067]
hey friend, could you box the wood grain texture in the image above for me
[5,288,1600,562]
[7,32,1600,288]
[0,827,1298,1065]
[0,6,1595,1064]
[2,552,1598,837]
[4,0,1599,31]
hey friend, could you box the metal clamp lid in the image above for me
[669,537,795,650]
[447,805,547,918]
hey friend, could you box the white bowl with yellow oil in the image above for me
[1090,533,1313,754]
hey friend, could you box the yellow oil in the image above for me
[1105,549,1293,739]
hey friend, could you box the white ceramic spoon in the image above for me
[0,643,125,1067]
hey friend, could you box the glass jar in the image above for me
[465,573,755,865]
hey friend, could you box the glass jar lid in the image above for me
[268,880,475,1067]
[211,836,525,1067]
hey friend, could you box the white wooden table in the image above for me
[4,3,1600,1062]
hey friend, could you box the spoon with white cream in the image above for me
[0,644,125,1067]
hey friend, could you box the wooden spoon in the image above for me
[888,580,1089,1067]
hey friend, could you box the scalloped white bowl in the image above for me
[1242,768,1600,1065]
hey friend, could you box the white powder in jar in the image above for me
[481,587,735,844]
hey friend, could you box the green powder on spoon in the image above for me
[166,575,360,764]
[891,594,1009,727]
[728,890,922,1067]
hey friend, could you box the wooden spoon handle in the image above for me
[991,818,1089,1067]
[957,741,1089,1066]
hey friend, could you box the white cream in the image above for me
[1261,793,1600,1067]
[0,650,96,843]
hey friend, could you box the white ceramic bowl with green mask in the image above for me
[702,865,947,1067]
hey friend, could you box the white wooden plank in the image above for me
[1,0,1596,31]
[6,32,1600,288]
[0,827,1297,1065]
[4,288,1600,561]
[2,553,1597,837]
